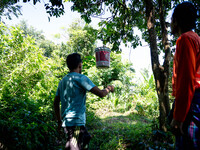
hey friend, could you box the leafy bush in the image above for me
[133,72,159,119]
[0,23,66,149]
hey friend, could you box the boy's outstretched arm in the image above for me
[90,85,114,98]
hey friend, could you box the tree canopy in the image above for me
[0,0,21,21]
[0,0,65,21]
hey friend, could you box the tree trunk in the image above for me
[158,0,171,131]
[144,0,170,131]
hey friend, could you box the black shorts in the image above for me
[64,126,91,150]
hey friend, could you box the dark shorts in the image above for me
[64,126,91,150]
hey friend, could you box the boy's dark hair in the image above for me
[66,53,82,70]
[172,1,197,32]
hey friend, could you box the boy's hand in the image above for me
[170,118,184,136]
[107,85,114,92]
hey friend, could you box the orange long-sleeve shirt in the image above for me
[172,31,200,122]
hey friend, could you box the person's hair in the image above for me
[66,53,82,70]
[172,1,197,32]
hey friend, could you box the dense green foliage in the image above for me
[0,22,66,149]
[0,22,174,149]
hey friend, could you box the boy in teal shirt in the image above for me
[54,53,114,149]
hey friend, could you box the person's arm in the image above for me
[90,85,114,98]
[54,95,62,130]
[171,35,196,135]
[173,35,196,122]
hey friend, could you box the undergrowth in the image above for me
[84,97,175,150]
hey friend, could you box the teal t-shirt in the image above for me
[56,72,95,127]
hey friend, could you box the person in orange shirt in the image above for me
[170,1,200,149]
